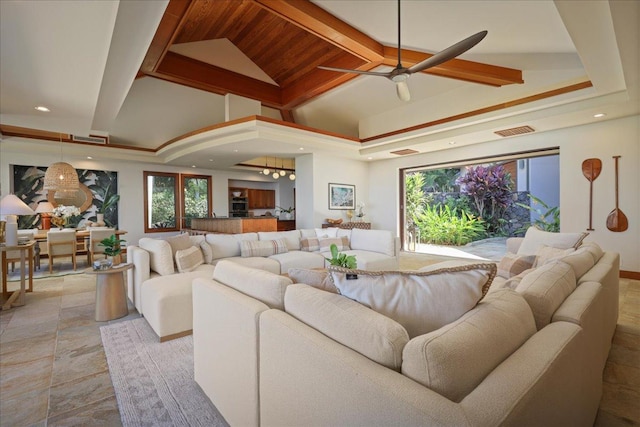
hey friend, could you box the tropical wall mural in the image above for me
[12,165,119,229]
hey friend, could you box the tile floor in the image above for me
[0,252,638,426]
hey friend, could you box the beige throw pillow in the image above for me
[175,245,204,273]
[497,253,535,278]
[534,245,575,267]
[319,236,350,252]
[300,237,320,252]
[287,268,339,293]
[516,227,588,256]
[328,263,497,338]
[240,239,288,257]
[166,233,193,257]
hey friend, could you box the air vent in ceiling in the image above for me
[390,149,419,155]
[494,126,535,137]
[71,134,108,144]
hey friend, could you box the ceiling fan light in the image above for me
[396,81,411,102]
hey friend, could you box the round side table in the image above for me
[85,263,132,321]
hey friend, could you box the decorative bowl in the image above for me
[93,259,113,270]
[232,191,242,197]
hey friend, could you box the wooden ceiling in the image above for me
[140,0,523,117]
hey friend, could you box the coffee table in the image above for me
[85,263,132,321]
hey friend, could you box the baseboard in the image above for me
[160,329,193,342]
[620,270,640,280]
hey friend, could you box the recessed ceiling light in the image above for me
[192,165,196,168]
[209,159,214,162]
[233,149,238,152]
[87,156,93,160]
[449,141,456,145]
[367,157,373,160]
[34,105,50,112]
[299,147,304,151]
[593,113,606,118]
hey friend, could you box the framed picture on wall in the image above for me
[329,183,355,209]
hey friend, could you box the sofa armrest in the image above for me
[506,237,524,254]
[127,245,150,313]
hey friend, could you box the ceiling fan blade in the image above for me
[318,65,391,77]
[396,80,410,101]
[408,30,488,74]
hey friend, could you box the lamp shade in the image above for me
[0,194,35,216]
[35,201,55,214]
[43,162,79,190]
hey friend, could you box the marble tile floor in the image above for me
[0,252,638,426]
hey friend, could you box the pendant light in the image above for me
[279,158,286,176]
[43,133,79,191]
[289,158,296,180]
[262,156,270,175]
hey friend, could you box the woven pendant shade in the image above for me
[43,162,79,190]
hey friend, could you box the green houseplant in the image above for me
[325,243,357,269]
[99,234,127,265]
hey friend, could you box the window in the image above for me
[143,172,212,233]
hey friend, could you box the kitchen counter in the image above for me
[191,217,277,234]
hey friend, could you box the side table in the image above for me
[85,263,132,321]
[1,241,35,310]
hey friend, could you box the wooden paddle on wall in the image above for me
[581,158,602,231]
[606,155,629,232]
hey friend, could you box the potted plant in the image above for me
[276,206,295,220]
[99,234,126,265]
[97,193,120,226]
[325,243,357,279]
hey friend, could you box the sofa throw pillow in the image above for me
[175,245,204,273]
[166,233,193,257]
[533,245,575,267]
[501,268,535,290]
[497,253,535,278]
[139,238,175,276]
[199,241,213,264]
[516,226,588,256]
[300,237,320,252]
[240,239,288,257]
[287,268,339,293]
[328,263,497,338]
[319,236,350,252]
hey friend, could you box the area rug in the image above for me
[6,258,88,281]
[100,318,228,427]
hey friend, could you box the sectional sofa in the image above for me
[126,228,399,340]
[192,232,619,426]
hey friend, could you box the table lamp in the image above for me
[35,201,55,230]
[0,194,35,246]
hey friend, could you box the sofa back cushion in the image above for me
[206,233,258,260]
[515,260,576,330]
[555,247,597,279]
[212,260,292,310]
[258,230,302,250]
[402,289,536,402]
[516,226,588,256]
[285,284,409,371]
[139,238,174,276]
[349,229,394,257]
[240,239,288,257]
[329,263,496,338]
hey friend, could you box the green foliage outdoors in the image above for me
[423,168,460,192]
[516,194,560,232]
[414,205,485,246]
[325,243,357,269]
[405,172,427,225]
[183,177,210,227]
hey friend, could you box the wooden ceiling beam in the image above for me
[382,47,523,87]
[253,0,384,62]
[155,52,283,108]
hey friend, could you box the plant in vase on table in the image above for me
[99,234,126,266]
[51,205,81,229]
[276,206,295,220]
[325,243,358,279]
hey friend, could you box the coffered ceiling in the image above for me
[0,0,637,170]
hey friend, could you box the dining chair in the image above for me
[47,230,77,273]
[1,229,36,295]
[87,228,116,264]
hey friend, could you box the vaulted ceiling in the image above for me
[0,0,637,170]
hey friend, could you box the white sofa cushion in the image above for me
[580,241,604,263]
[139,238,174,276]
[328,263,496,338]
[269,251,325,272]
[206,232,258,260]
[402,289,536,402]
[556,247,597,279]
[258,230,302,250]
[322,249,398,271]
[240,239,288,257]
[515,260,576,330]
[199,240,213,264]
[218,256,281,274]
[533,245,575,267]
[315,227,338,238]
[284,284,409,371]
[213,260,292,310]
[349,228,394,257]
[516,227,588,256]
[175,246,204,273]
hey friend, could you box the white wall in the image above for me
[369,115,640,272]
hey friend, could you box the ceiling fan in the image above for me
[318,0,488,102]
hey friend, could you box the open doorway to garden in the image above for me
[401,149,560,260]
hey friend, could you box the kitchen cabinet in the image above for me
[248,189,275,209]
